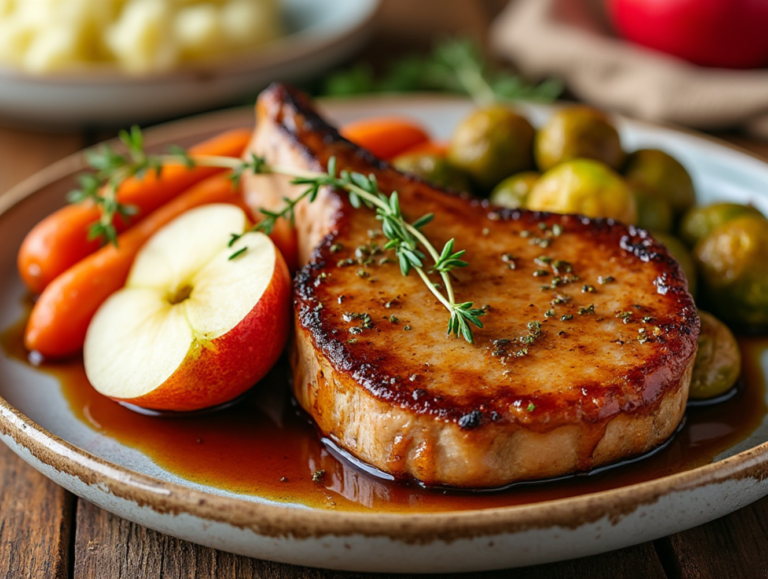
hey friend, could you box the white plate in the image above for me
[0,0,379,127]
[1,96,768,573]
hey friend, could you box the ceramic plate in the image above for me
[0,0,379,127]
[1,96,768,574]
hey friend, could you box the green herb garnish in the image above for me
[71,133,485,343]
[320,38,562,105]
[311,469,325,482]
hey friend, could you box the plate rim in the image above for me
[1,94,768,543]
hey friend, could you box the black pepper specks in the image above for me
[458,410,483,430]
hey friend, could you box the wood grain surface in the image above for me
[1,1,768,577]
[0,446,75,579]
[73,500,669,578]
[0,131,83,579]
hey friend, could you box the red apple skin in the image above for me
[607,0,768,69]
[112,249,292,412]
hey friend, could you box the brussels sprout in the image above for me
[447,105,535,191]
[534,106,624,172]
[652,232,698,297]
[689,311,741,400]
[489,171,540,209]
[634,187,674,232]
[680,202,764,247]
[694,215,768,330]
[526,159,636,223]
[623,149,695,216]
[393,153,471,192]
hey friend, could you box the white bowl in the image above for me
[0,0,379,128]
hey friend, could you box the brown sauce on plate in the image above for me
[2,314,767,513]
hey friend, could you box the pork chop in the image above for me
[243,84,699,488]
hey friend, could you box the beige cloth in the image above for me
[490,0,768,137]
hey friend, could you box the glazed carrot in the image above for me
[24,174,248,359]
[17,128,251,295]
[268,216,299,273]
[396,140,449,158]
[340,117,429,160]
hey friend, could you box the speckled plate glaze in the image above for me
[1,97,768,574]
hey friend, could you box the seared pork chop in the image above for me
[244,84,699,488]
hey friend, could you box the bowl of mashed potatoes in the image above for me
[0,0,379,125]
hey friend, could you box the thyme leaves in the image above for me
[321,38,562,106]
[69,131,485,344]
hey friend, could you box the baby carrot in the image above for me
[24,173,248,360]
[396,140,449,158]
[340,117,429,160]
[17,128,251,295]
[267,216,299,273]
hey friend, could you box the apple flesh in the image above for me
[84,204,291,412]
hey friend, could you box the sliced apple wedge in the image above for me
[84,204,291,412]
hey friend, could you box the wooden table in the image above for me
[2,2,768,577]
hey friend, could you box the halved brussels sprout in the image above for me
[527,159,636,223]
[447,105,535,191]
[694,214,768,330]
[624,149,695,217]
[489,171,540,209]
[680,202,764,247]
[534,106,624,172]
[689,311,741,400]
[393,153,471,192]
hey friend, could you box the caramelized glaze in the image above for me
[1,315,766,513]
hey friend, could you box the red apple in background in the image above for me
[606,0,768,69]
[84,204,291,412]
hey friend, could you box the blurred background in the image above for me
[1,0,767,131]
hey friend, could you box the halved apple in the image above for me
[83,204,291,412]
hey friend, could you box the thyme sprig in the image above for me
[66,126,155,244]
[70,132,485,343]
[321,38,562,105]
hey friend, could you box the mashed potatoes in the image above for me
[0,0,281,74]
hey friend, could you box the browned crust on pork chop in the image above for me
[244,84,699,488]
